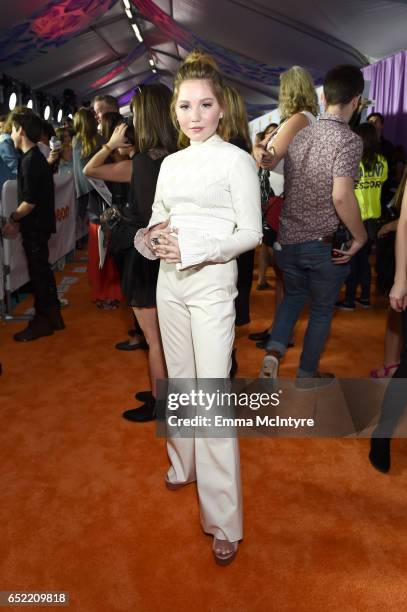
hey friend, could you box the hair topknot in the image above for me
[183,49,220,72]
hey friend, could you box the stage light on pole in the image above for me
[44,104,51,120]
[57,108,63,123]
[8,91,17,110]
[27,98,33,109]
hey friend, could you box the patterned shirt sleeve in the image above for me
[333,134,363,180]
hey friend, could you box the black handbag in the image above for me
[100,205,138,255]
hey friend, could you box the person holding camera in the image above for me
[46,128,73,175]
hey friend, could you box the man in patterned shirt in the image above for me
[259,65,367,383]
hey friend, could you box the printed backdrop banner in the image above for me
[0,174,76,293]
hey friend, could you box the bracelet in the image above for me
[103,143,112,153]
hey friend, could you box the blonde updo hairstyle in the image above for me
[171,50,227,148]
[278,66,319,123]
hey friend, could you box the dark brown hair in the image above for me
[12,112,42,143]
[4,106,34,134]
[354,122,380,172]
[324,65,364,106]
[100,111,135,146]
[222,86,251,149]
[255,122,278,144]
[130,83,177,154]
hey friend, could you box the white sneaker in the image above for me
[259,354,279,379]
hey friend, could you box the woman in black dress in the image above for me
[99,111,146,351]
[84,84,177,421]
[369,166,407,472]
[222,86,255,376]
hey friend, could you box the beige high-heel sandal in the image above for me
[212,538,239,566]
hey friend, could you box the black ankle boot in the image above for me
[122,397,156,423]
[134,390,153,402]
[45,306,66,331]
[369,438,391,473]
[14,316,54,342]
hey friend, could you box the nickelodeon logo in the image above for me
[56,206,70,222]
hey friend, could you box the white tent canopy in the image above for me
[0,0,405,116]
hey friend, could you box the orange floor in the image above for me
[1,254,406,611]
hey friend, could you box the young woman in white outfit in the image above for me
[135,51,262,565]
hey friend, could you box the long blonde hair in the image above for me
[222,86,251,149]
[279,66,318,123]
[171,49,227,148]
[73,107,98,158]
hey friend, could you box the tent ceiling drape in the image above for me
[0,0,406,115]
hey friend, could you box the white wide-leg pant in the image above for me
[156,259,243,542]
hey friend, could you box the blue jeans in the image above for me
[265,240,350,376]
[345,238,372,304]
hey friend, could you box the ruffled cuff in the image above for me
[134,228,158,260]
[177,228,210,270]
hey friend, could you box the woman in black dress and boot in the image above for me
[99,111,147,352]
[223,86,254,376]
[84,84,177,421]
[370,166,407,472]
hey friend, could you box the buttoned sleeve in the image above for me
[177,150,262,269]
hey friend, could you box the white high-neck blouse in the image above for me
[136,133,262,270]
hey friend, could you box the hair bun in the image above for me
[183,49,220,72]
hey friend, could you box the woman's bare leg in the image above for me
[383,309,403,373]
[132,306,166,396]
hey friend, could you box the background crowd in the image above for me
[1,56,407,488]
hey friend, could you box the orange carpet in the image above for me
[1,254,406,612]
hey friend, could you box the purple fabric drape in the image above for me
[363,51,407,151]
